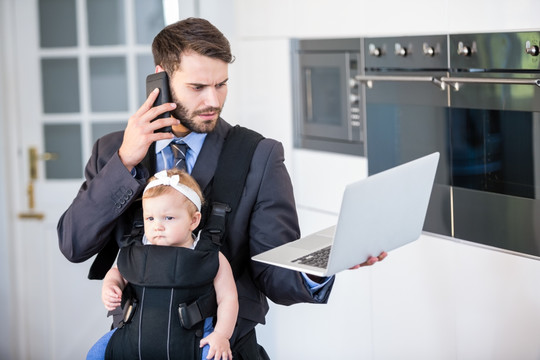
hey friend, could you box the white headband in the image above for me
[144,170,201,212]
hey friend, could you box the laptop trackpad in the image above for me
[289,226,335,250]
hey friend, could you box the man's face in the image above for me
[169,52,229,135]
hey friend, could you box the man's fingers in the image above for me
[145,103,177,127]
[134,87,160,117]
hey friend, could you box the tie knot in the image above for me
[171,140,188,151]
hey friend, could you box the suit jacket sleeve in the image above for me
[57,132,147,263]
[244,139,335,306]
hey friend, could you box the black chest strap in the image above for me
[200,125,264,277]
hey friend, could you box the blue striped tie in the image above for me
[170,141,188,172]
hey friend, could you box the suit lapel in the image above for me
[191,118,231,192]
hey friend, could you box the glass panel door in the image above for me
[38,0,165,180]
[11,1,167,358]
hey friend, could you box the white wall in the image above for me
[224,1,540,359]
[0,0,18,358]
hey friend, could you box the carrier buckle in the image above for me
[178,302,203,329]
[206,202,231,245]
[117,298,138,329]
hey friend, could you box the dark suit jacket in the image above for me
[57,118,334,341]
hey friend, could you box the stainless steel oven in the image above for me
[359,34,452,237]
[291,38,365,155]
[359,31,540,258]
[444,31,540,256]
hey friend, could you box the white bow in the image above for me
[143,170,202,211]
[155,171,180,186]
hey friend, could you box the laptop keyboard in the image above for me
[292,246,331,269]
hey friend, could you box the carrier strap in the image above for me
[211,125,264,237]
[200,125,264,277]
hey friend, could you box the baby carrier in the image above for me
[104,238,220,359]
[105,126,264,359]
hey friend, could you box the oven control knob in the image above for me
[395,43,407,57]
[349,94,360,104]
[525,41,539,56]
[349,78,358,89]
[369,44,382,57]
[423,43,435,57]
[457,41,471,56]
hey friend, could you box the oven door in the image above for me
[444,73,540,256]
[363,71,452,237]
[293,50,364,155]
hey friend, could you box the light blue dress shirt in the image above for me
[154,132,207,173]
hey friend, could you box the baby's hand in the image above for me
[102,285,122,311]
[200,331,232,360]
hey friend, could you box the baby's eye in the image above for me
[165,216,174,221]
[145,216,154,221]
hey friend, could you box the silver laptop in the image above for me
[252,152,440,277]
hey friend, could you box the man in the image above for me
[58,17,385,358]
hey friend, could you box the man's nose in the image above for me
[203,88,220,108]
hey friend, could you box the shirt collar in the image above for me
[155,132,207,157]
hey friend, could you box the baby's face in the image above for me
[143,193,198,247]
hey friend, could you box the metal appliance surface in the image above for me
[291,38,365,155]
[445,31,540,256]
[359,34,452,237]
[359,31,540,258]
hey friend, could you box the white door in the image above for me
[4,0,171,358]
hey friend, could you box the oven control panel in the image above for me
[348,53,362,130]
[364,35,448,70]
[450,31,540,70]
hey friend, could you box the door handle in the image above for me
[29,147,58,180]
[18,147,57,220]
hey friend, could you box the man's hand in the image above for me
[349,251,388,270]
[118,88,179,171]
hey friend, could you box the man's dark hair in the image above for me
[152,17,234,76]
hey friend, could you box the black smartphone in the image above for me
[145,72,172,133]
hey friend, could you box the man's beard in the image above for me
[171,100,222,134]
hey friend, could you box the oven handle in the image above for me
[305,68,313,121]
[356,75,540,90]
[440,76,540,90]
[355,75,445,90]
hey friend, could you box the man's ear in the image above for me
[155,65,165,73]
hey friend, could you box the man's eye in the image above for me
[192,85,204,91]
